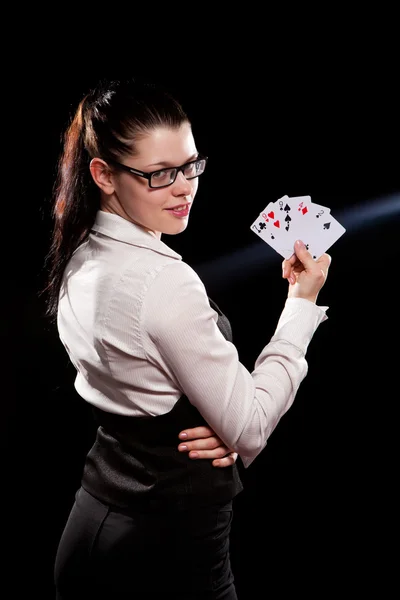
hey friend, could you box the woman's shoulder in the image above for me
[142,259,208,306]
[146,258,204,292]
[114,252,204,305]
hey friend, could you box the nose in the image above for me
[172,170,192,195]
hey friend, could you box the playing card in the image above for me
[269,195,326,238]
[307,201,331,220]
[250,195,345,259]
[250,213,272,241]
[253,221,297,258]
[260,196,316,257]
[250,196,287,244]
[275,196,332,253]
[295,213,346,259]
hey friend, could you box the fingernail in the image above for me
[179,432,187,439]
[189,452,199,459]
[178,445,187,451]
[295,240,304,247]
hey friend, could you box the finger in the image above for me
[282,253,297,279]
[212,453,238,468]
[185,446,231,460]
[316,252,332,277]
[178,437,221,453]
[292,239,319,266]
[178,426,214,441]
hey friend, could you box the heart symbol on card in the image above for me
[273,220,280,228]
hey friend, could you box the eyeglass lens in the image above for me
[150,158,207,187]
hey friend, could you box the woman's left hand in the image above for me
[177,426,238,467]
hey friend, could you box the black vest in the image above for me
[81,298,243,512]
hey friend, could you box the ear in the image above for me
[89,158,115,194]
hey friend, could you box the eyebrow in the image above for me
[146,153,199,169]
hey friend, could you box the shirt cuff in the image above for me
[270,297,328,353]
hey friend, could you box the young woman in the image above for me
[46,78,331,599]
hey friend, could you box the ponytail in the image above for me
[44,96,99,320]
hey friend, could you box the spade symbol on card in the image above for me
[323,222,331,230]
[284,214,292,231]
[279,202,292,214]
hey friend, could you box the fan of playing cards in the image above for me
[250,195,346,259]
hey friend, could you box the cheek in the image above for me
[191,179,199,196]
[120,180,158,208]
[115,178,143,202]
[150,188,171,206]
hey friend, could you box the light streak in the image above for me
[195,193,400,288]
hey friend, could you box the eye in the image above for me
[184,161,197,175]
[150,168,175,187]
[152,169,168,179]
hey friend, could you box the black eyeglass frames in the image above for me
[107,155,208,188]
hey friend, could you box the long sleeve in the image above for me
[142,262,328,468]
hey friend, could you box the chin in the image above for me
[164,219,189,236]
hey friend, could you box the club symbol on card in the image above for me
[304,243,316,258]
[253,221,267,233]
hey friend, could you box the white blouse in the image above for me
[57,210,328,467]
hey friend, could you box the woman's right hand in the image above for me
[178,426,238,468]
[282,240,331,303]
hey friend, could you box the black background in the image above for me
[5,28,399,599]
